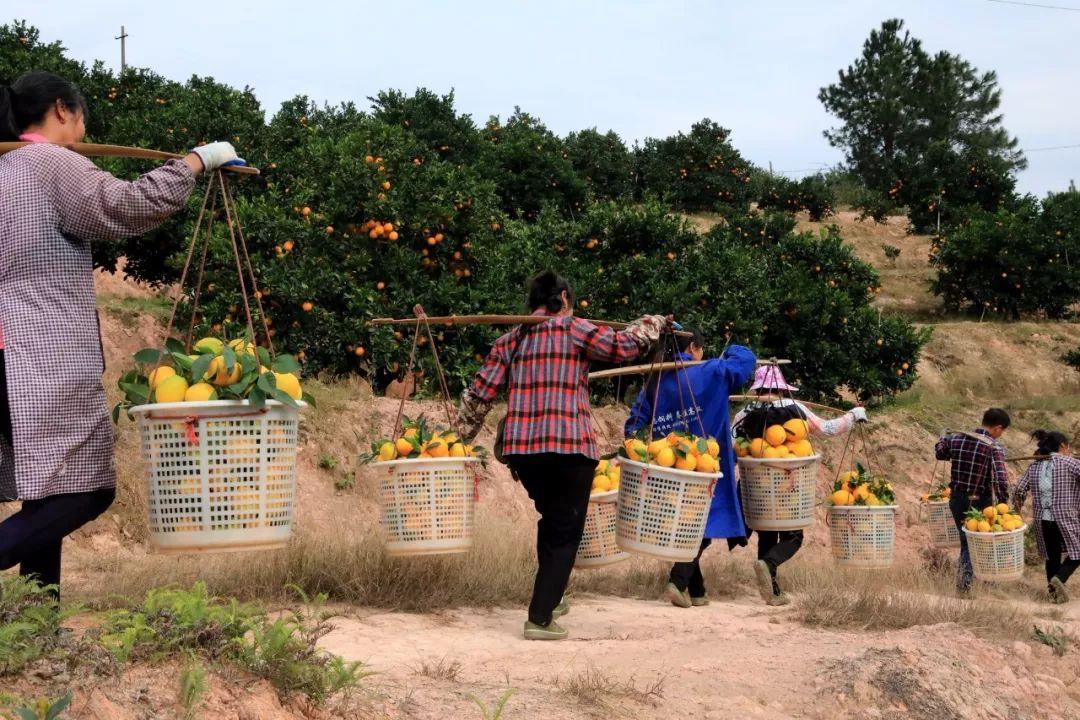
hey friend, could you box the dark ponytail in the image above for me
[1032,429,1069,457]
[526,270,574,313]
[0,71,87,142]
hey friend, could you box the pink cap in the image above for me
[749,365,798,393]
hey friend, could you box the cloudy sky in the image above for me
[22,0,1080,195]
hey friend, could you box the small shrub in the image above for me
[466,688,515,720]
[1033,625,1070,656]
[1064,348,1080,372]
[4,692,71,720]
[334,472,356,491]
[882,243,901,265]
[318,453,338,471]
[232,587,369,704]
[178,657,208,720]
[0,576,72,676]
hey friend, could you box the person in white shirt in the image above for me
[731,365,866,605]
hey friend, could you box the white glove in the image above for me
[191,141,243,172]
[852,407,868,423]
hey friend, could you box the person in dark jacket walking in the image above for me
[623,328,756,608]
[1012,430,1080,603]
[935,408,1011,593]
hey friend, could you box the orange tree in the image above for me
[634,119,754,212]
[479,108,587,219]
[564,128,635,200]
[930,192,1080,318]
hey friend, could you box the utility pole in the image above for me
[115,26,128,73]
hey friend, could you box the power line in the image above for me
[986,0,1080,11]
[1024,143,1080,152]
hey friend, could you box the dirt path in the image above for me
[320,594,1080,720]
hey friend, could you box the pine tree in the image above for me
[819,19,1025,232]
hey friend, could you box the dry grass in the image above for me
[786,562,1038,640]
[556,666,665,708]
[414,656,463,682]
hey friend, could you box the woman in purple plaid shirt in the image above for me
[1012,430,1080,604]
[0,72,240,597]
[458,271,666,640]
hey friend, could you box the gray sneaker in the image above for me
[524,620,568,641]
[1050,577,1070,604]
[690,594,710,607]
[753,560,774,603]
[552,597,570,618]
[665,582,692,608]
[766,592,791,607]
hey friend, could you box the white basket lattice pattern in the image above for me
[965,526,1027,582]
[737,457,819,531]
[827,506,897,568]
[134,401,300,553]
[576,491,629,569]
[378,458,478,556]
[615,457,715,562]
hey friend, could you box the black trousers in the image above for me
[758,530,803,593]
[950,492,992,591]
[669,538,712,597]
[0,349,116,595]
[1042,520,1080,587]
[508,453,596,627]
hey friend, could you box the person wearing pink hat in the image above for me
[731,364,867,605]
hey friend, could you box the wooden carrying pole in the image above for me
[369,313,692,337]
[0,141,260,175]
[587,358,789,381]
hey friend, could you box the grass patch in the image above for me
[1033,625,1070,656]
[414,656,463,682]
[788,565,1035,640]
[0,576,75,675]
[98,294,172,327]
[557,666,665,708]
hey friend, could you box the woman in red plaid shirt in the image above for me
[1012,430,1080,603]
[458,271,666,640]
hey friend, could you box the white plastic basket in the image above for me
[827,505,897,568]
[131,400,303,554]
[575,490,629,569]
[615,457,716,562]
[926,500,960,548]
[377,457,479,556]
[964,525,1028,582]
[737,456,820,531]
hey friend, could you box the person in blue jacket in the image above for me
[624,327,757,608]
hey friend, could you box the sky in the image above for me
[21,0,1080,195]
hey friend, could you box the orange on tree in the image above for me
[302,301,314,312]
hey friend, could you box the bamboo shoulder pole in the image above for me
[587,358,790,381]
[0,141,260,175]
[368,313,692,337]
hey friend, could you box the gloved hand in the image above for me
[852,406,868,423]
[191,141,245,172]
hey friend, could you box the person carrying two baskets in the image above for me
[457,271,667,641]
[622,327,756,608]
[0,71,242,596]
[732,365,867,605]
[935,408,1011,594]
[1011,430,1080,603]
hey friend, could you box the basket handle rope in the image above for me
[150,170,277,383]
[390,305,459,439]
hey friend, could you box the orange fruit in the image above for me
[395,437,414,456]
[764,425,787,447]
[382,181,391,190]
[302,301,314,312]
[655,447,676,467]
[830,490,854,506]
[762,445,785,459]
[355,347,366,357]
[674,453,698,472]
[782,419,808,442]
[748,438,767,458]
[283,240,295,252]
[388,231,399,241]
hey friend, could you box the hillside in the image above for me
[3,214,1080,719]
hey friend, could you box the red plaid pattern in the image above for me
[1013,455,1080,559]
[935,429,1009,502]
[463,314,647,459]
